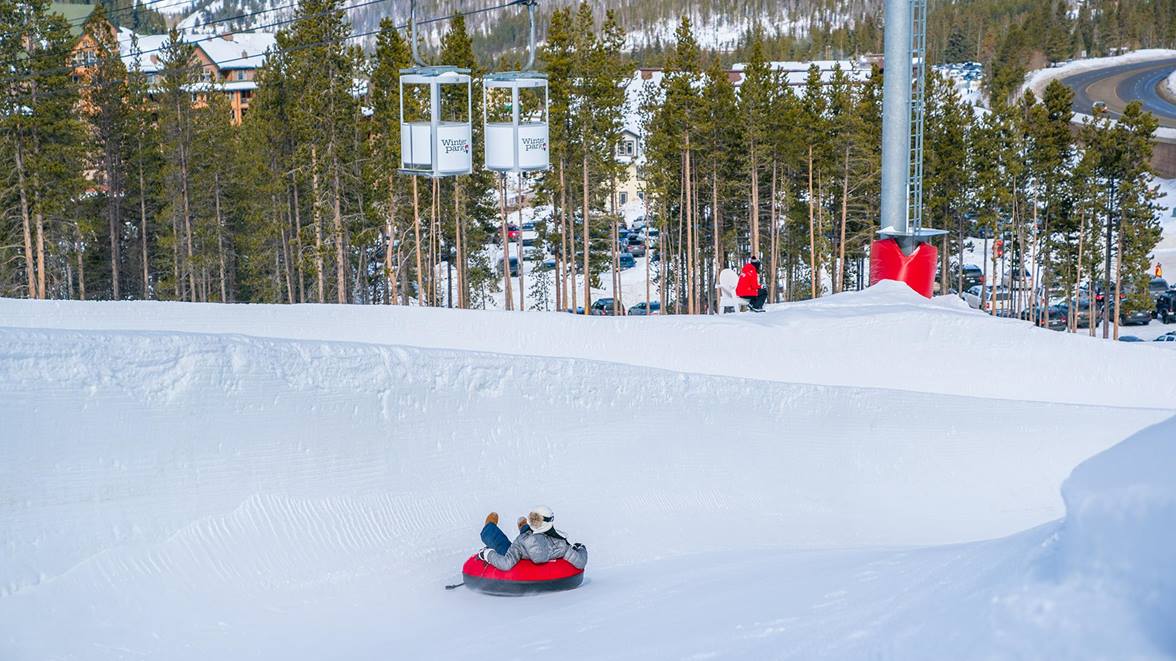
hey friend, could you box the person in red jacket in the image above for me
[736,256,767,312]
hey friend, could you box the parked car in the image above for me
[1027,304,1070,331]
[494,224,521,244]
[537,258,557,272]
[1152,333,1176,343]
[590,298,624,315]
[521,222,538,247]
[962,285,1012,310]
[1119,306,1152,326]
[498,255,519,277]
[627,240,647,257]
[618,252,636,269]
[1156,290,1176,323]
[1149,277,1170,296]
[1054,301,1095,328]
[1002,267,1032,290]
[956,264,984,290]
[1118,335,1145,342]
[627,301,661,316]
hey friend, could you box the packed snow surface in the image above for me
[1,283,1174,660]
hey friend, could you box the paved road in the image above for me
[1062,58,1176,127]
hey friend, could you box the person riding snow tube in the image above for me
[463,507,588,595]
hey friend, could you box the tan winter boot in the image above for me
[485,512,499,526]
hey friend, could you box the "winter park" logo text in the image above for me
[441,138,470,155]
[521,137,547,152]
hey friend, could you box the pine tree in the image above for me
[83,5,133,299]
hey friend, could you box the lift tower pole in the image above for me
[870,0,944,297]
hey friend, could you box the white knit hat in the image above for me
[527,506,554,534]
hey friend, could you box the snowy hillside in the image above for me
[2,285,1174,659]
[161,0,877,54]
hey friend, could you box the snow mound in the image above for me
[1054,416,1176,652]
[3,282,1174,409]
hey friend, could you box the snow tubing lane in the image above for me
[461,556,585,596]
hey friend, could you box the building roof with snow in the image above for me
[117,30,276,75]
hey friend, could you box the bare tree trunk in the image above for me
[106,147,121,300]
[685,143,695,315]
[310,146,325,303]
[454,180,465,309]
[171,209,180,299]
[331,161,347,304]
[139,157,150,298]
[807,145,817,299]
[290,179,305,303]
[1113,219,1123,340]
[214,172,227,302]
[14,139,37,298]
[1072,210,1086,333]
[517,176,526,311]
[34,211,47,300]
[412,175,424,305]
[385,176,397,305]
[646,189,652,313]
[278,199,295,303]
[769,162,779,303]
[429,178,439,306]
[561,161,574,311]
[76,223,87,301]
[179,121,196,303]
[582,153,590,314]
[837,146,849,295]
[749,139,759,257]
[712,168,721,285]
[499,175,513,310]
[611,174,619,314]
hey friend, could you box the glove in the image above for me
[572,543,585,551]
[485,512,499,526]
[476,547,493,562]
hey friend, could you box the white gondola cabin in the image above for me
[483,72,549,173]
[399,66,473,178]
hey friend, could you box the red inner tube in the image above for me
[461,555,585,595]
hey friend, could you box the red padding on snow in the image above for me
[462,556,583,583]
[869,238,939,298]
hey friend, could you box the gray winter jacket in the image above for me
[484,529,588,571]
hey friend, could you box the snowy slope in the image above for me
[1,287,1173,660]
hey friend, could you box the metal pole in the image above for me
[523,0,537,71]
[409,0,428,67]
[880,0,912,236]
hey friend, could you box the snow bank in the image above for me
[4,282,1175,409]
[976,415,1176,659]
[1055,416,1176,651]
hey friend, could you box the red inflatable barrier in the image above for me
[869,237,939,298]
[461,555,584,595]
